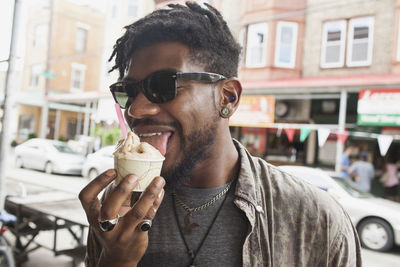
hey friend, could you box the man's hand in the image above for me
[79,169,165,267]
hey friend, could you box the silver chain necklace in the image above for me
[172,182,233,267]
[172,182,231,213]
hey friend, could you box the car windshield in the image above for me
[53,144,75,154]
[332,177,373,198]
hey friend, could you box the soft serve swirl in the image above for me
[114,131,164,160]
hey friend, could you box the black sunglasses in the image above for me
[110,69,226,109]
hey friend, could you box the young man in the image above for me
[349,153,375,192]
[79,2,362,266]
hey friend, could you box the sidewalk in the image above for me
[22,248,84,267]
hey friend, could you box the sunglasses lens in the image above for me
[114,91,130,109]
[146,72,176,103]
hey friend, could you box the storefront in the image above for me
[230,76,400,170]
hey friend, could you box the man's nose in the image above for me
[126,92,161,119]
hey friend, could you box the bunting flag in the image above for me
[285,128,296,143]
[318,128,330,147]
[377,135,393,156]
[276,127,282,137]
[300,127,311,142]
[336,131,349,146]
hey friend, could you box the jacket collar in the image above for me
[233,139,261,209]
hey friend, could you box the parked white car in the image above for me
[279,165,400,252]
[82,146,115,180]
[14,138,85,175]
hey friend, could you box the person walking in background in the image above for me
[381,154,400,202]
[349,153,375,192]
[341,145,356,179]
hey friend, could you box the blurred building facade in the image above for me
[16,0,106,141]
[13,0,154,142]
[223,0,400,169]
[10,0,400,168]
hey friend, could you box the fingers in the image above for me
[100,175,138,220]
[79,169,117,225]
[122,176,165,232]
[144,188,164,220]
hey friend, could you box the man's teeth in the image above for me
[138,132,162,137]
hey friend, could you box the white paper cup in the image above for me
[114,157,164,192]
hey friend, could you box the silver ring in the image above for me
[138,219,152,232]
[99,214,120,232]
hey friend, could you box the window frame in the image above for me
[346,16,374,67]
[70,62,87,92]
[238,27,246,68]
[33,24,47,48]
[245,22,268,68]
[29,64,42,88]
[320,20,347,69]
[75,22,90,52]
[274,21,298,69]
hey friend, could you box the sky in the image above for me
[0,0,14,61]
[0,0,14,71]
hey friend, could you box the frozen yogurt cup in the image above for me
[113,132,164,191]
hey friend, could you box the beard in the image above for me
[128,113,220,190]
[162,118,219,190]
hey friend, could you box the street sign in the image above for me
[42,70,56,79]
[357,89,400,126]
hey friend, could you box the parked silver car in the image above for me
[279,165,400,252]
[14,138,85,175]
[82,146,115,180]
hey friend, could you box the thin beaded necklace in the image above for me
[172,182,233,267]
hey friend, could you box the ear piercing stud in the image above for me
[221,107,230,116]
[229,96,235,102]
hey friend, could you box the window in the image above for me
[30,64,42,88]
[18,115,35,140]
[346,16,374,67]
[33,24,47,48]
[128,0,139,18]
[75,27,87,52]
[71,63,86,92]
[320,20,346,68]
[274,21,298,68]
[246,22,268,68]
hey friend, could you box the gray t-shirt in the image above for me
[349,161,374,192]
[139,180,248,267]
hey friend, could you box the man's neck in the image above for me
[185,137,239,188]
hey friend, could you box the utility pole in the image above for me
[335,90,348,172]
[0,0,23,209]
[39,0,54,138]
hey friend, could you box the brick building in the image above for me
[16,0,106,141]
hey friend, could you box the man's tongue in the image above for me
[142,132,172,156]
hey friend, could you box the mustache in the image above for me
[129,118,180,130]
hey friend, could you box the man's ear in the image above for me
[218,78,242,118]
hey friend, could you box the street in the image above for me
[3,159,400,267]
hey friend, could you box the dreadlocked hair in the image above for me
[109,1,241,79]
